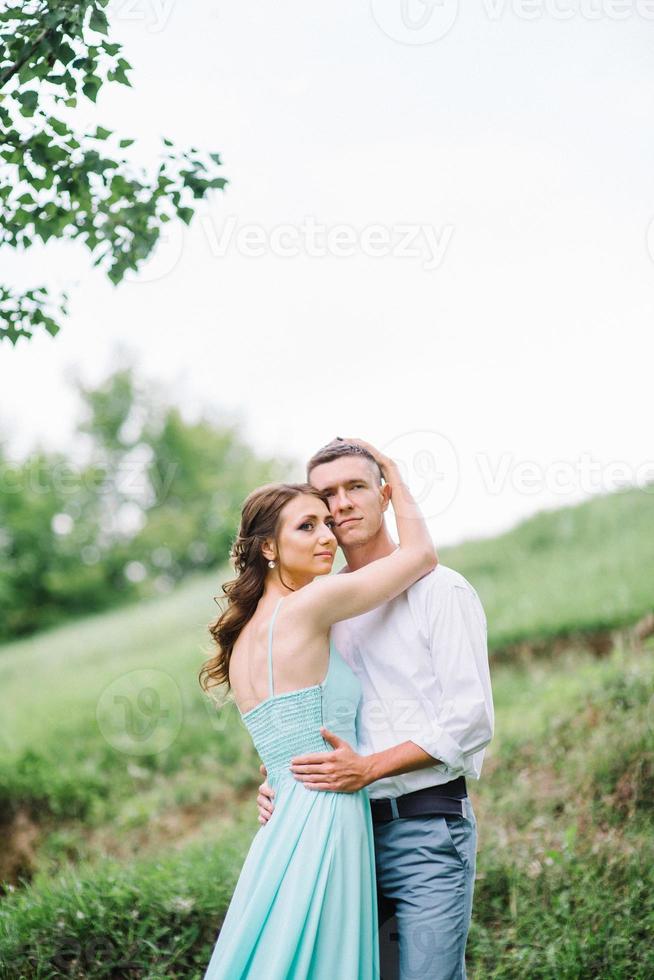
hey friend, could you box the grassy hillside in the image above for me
[0,484,652,977]
[470,638,654,978]
[1,639,651,978]
[0,567,259,891]
[443,484,654,649]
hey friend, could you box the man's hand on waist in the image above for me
[290,728,377,792]
[290,729,443,793]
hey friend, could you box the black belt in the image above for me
[370,776,468,823]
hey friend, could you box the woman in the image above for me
[199,438,437,979]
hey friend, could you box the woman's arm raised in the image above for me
[294,439,438,629]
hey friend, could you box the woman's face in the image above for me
[270,493,338,586]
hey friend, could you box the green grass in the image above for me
[2,640,652,978]
[466,639,654,978]
[0,813,259,980]
[0,568,259,880]
[442,484,654,649]
[0,567,226,757]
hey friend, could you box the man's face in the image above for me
[308,456,389,549]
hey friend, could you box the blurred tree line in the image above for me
[0,366,286,640]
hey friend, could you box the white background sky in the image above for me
[1,1,653,545]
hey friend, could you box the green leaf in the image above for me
[93,126,112,141]
[19,64,39,83]
[89,8,109,35]
[107,57,133,86]
[45,9,67,29]
[16,90,38,117]
[50,118,70,137]
[119,138,135,148]
[209,152,222,165]
[177,206,194,225]
[82,76,102,103]
[55,41,76,66]
[108,65,131,86]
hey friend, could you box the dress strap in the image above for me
[267,597,284,698]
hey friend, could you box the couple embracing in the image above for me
[199,438,494,979]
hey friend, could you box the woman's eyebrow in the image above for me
[297,513,328,522]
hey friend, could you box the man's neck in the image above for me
[341,525,397,572]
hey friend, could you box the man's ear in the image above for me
[379,482,392,512]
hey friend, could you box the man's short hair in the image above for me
[306,439,383,485]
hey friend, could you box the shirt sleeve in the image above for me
[409,577,495,771]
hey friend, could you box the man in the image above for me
[255,439,494,980]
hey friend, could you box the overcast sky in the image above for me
[1,1,653,545]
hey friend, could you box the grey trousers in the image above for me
[373,797,477,980]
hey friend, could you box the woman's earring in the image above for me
[268,560,276,569]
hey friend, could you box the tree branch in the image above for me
[0,26,53,91]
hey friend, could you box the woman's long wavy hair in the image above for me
[199,482,329,695]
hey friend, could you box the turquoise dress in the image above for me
[203,596,379,979]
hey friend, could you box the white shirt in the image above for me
[331,564,495,800]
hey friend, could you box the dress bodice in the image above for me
[238,597,363,787]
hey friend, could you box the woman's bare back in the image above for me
[228,597,331,715]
